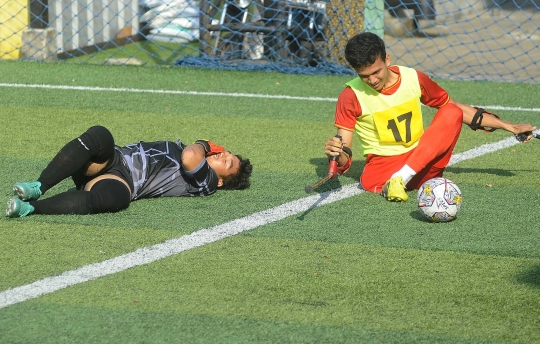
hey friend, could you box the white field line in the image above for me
[1,83,540,113]
[2,129,538,310]
[0,83,337,102]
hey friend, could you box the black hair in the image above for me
[345,32,387,70]
[219,155,253,190]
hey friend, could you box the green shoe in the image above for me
[6,198,35,218]
[13,181,42,201]
[381,176,408,202]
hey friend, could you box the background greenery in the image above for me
[0,60,539,343]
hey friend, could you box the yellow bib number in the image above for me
[372,100,423,147]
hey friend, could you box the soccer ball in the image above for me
[417,177,462,222]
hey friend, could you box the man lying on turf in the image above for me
[6,125,253,217]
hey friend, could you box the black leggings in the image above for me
[30,179,131,215]
[37,125,116,194]
[28,126,132,215]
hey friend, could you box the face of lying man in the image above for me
[206,151,241,187]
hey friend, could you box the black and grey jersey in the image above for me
[116,140,218,200]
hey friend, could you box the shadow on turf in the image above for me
[297,158,365,221]
[297,191,333,221]
[409,210,432,222]
[445,167,515,176]
[516,265,540,288]
[306,157,365,190]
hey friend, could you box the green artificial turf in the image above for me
[0,60,539,343]
[2,238,539,343]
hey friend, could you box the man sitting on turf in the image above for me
[6,125,252,217]
[324,32,536,202]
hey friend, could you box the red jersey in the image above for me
[335,66,450,131]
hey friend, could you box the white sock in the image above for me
[391,164,417,184]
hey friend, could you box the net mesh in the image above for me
[0,0,538,82]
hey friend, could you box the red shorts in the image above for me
[360,103,463,193]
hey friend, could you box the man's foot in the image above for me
[6,198,35,218]
[13,181,42,201]
[381,176,408,202]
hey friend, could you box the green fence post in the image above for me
[363,0,384,39]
